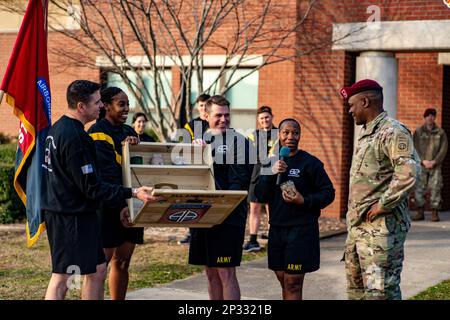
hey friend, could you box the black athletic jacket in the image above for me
[41,116,132,215]
[184,117,209,141]
[88,118,137,185]
[205,130,254,227]
[254,149,335,226]
[88,118,138,210]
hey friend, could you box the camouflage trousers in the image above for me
[345,214,409,300]
[415,167,443,210]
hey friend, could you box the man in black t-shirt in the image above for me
[254,118,335,300]
[41,80,160,300]
[188,95,252,300]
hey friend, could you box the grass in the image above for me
[410,280,450,300]
[0,228,267,300]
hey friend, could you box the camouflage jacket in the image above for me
[347,111,421,227]
[413,124,448,167]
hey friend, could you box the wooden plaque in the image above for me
[122,142,248,227]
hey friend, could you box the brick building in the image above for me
[1,0,449,219]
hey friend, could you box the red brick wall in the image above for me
[294,49,351,218]
[258,60,296,127]
[396,52,444,131]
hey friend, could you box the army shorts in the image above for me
[344,213,409,300]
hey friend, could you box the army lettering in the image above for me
[217,256,231,263]
[287,264,302,271]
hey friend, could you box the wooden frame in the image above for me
[122,142,248,227]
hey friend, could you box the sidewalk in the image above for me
[127,210,450,300]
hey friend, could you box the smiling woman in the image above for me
[87,87,144,300]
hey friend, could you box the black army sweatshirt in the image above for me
[88,118,137,210]
[41,116,132,215]
[205,130,253,227]
[254,149,335,227]
[88,118,137,185]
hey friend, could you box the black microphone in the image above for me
[276,146,291,186]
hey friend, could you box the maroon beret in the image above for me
[423,108,437,118]
[340,79,383,100]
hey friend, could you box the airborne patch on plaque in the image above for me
[159,203,211,224]
[393,133,411,157]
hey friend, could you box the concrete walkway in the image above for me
[127,210,450,300]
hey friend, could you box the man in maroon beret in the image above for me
[412,107,448,222]
[340,79,383,103]
[341,79,420,300]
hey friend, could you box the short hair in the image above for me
[257,106,272,115]
[132,112,148,123]
[364,89,383,106]
[279,118,301,131]
[205,95,230,113]
[196,94,211,103]
[424,108,437,118]
[66,80,101,109]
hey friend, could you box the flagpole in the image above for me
[0,90,4,104]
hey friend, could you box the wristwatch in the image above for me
[132,188,138,198]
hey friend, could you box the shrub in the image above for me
[0,143,25,223]
[0,143,16,165]
[0,165,26,223]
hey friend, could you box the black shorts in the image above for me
[99,206,144,248]
[44,211,106,275]
[189,224,245,267]
[268,223,320,274]
[247,164,265,203]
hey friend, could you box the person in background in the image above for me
[254,118,335,300]
[243,106,278,252]
[184,93,211,142]
[132,112,155,142]
[412,107,448,222]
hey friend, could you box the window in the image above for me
[107,70,172,110]
[190,68,259,130]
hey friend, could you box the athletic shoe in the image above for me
[243,241,261,252]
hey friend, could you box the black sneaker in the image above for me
[260,233,269,240]
[243,241,261,252]
[178,234,191,245]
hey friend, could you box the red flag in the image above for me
[0,0,51,247]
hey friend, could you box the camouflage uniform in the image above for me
[345,111,420,300]
[413,124,448,210]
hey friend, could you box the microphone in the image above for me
[276,146,291,186]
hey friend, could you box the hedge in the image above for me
[0,143,26,223]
